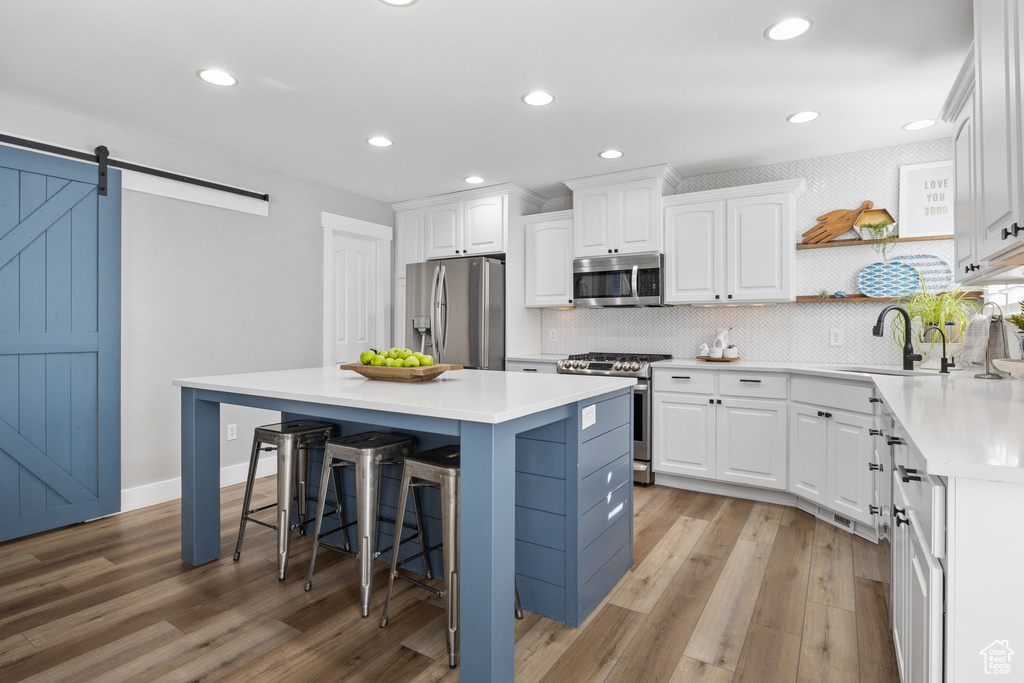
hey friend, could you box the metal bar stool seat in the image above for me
[233,420,337,580]
[304,431,433,618]
[379,445,523,669]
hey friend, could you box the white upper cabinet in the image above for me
[394,209,425,280]
[463,195,506,255]
[664,200,725,302]
[727,193,792,301]
[663,179,805,305]
[616,177,661,253]
[424,202,464,260]
[974,0,1021,261]
[574,186,616,257]
[564,165,681,258]
[524,211,574,308]
[952,97,979,281]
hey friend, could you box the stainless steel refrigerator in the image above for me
[405,257,505,370]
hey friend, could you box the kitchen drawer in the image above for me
[792,375,875,414]
[652,368,715,395]
[893,440,945,558]
[580,453,631,514]
[507,360,557,374]
[718,372,787,400]
[580,480,630,547]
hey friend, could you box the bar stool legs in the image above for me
[439,471,460,668]
[233,436,263,562]
[355,454,380,617]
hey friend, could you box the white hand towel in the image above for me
[962,313,991,365]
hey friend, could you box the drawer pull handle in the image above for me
[739,379,762,383]
[887,437,905,446]
[671,376,691,380]
[869,397,882,404]
[897,464,921,483]
[522,368,537,372]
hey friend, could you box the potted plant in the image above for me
[860,220,898,262]
[893,286,981,368]
[1008,301,1024,357]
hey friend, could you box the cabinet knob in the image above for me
[869,429,883,436]
[869,504,881,515]
[894,509,909,527]
[868,463,884,471]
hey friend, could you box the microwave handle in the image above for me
[631,265,639,303]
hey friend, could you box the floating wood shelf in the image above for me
[796,235,954,250]
[796,291,983,303]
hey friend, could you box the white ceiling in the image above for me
[0,0,972,204]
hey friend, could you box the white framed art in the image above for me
[898,160,954,237]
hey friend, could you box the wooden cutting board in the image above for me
[340,362,463,382]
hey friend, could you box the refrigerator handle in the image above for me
[480,260,490,369]
[436,265,448,363]
[430,265,442,360]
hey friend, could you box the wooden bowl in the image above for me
[340,362,463,382]
[696,356,741,362]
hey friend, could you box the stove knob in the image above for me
[557,360,565,369]
[613,362,622,371]
[578,361,587,369]
[630,362,641,371]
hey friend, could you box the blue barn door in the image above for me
[0,144,121,541]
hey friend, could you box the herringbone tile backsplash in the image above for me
[540,140,959,364]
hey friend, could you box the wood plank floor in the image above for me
[0,478,898,682]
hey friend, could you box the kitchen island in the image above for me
[173,366,636,682]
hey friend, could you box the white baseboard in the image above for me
[119,456,278,513]
[653,472,799,506]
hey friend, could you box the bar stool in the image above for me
[379,445,524,669]
[233,420,337,580]
[304,431,432,618]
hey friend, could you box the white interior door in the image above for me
[321,212,392,365]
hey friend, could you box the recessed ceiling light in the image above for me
[902,119,936,131]
[599,150,624,159]
[765,17,813,41]
[787,111,820,124]
[378,0,417,5]
[522,91,555,106]
[367,136,394,147]
[464,176,484,184]
[197,69,237,87]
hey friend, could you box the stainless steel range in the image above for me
[556,352,671,485]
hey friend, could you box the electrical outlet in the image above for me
[227,424,237,441]
[548,329,556,342]
[829,328,844,347]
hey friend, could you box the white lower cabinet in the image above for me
[716,398,787,490]
[653,393,716,478]
[892,474,944,683]
[789,404,829,505]
[827,410,875,525]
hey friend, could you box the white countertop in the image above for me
[506,354,564,363]
[652,359,1024,485]
[174,366,636,425]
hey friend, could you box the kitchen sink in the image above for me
[831,366,937,377]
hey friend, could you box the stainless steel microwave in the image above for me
[572,252,664,307]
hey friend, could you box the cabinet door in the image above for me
[726,193,793,301]
[394,277,407,349]
[463,195,505,255]
[789,403,828,505]
[424,202,463,260]
[652,393,716,479]
[952,108,979,282]
[395,209,425,279]
[574,186,616,257]
[974,0,1021,260]
[891,475,911,683]
[616,177,661,253]
[663,200,725,303]
[525,217,574,307]
[827,410,875,525]
[908,518,944,683]
[716,398,787,490]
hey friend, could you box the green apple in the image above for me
[387,348,400,360]
[359,349,376,365]
[398,349,413,360]
[384,358,395,367]
[404,356,420,367]
[370,354,386,367]
[420,355,434,366]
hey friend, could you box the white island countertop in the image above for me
[174,366,636,424]
[653,358,1024,485]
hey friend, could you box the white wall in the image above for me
[0,95,394,508]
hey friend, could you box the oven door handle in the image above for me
[631,265,639,303]
[632,383,648,392]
